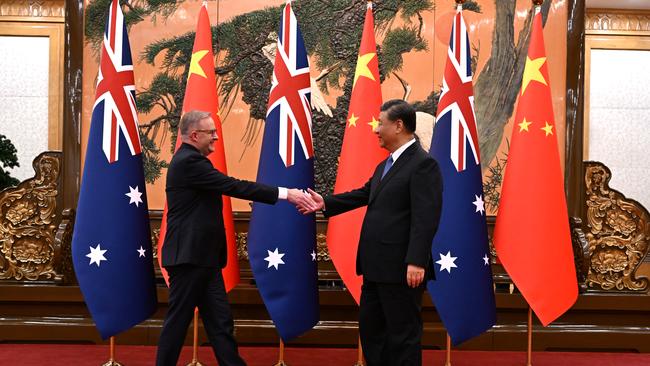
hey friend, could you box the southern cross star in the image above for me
[125,186,143,207]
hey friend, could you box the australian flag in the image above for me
[426,6,496,345]
[71,0,157,339]
[247,1,319,341]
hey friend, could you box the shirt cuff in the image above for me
[278,187,288,200]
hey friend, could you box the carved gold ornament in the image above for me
[584,162,650,291]
[0,152,64,281]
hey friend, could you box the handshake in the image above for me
[286,188,324,215]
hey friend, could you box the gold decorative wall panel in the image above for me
[0,152,71,282]
[584,161,650,292]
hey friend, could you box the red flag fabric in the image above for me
[326,2,387,304]
[157,3,240,291]
[493,9,578,325]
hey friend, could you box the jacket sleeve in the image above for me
[185,153,279,204]
[405,157,443,267]
[323,177,373,217]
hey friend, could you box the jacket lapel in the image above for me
[369,142,419,204]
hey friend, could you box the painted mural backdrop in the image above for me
[82,0,568,213]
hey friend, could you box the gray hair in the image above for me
[179,110,211,137]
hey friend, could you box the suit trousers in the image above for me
[156,265,246,366]
[359,280,425,366]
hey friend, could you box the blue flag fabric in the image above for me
[426,6,496,345]
[247,1,319,341]
[71,0,157,339]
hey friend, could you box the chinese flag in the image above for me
[157,3,240,291]
[326,2,387,304]
[493,9,577,325]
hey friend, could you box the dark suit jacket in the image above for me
[162,143,278,268]
[324,141,443,284]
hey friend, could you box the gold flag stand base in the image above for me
[102,361,123,366]
[186,361,205,366]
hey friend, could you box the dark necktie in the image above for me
[381,155,394,179]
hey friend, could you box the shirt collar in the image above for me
[390,138,416,162]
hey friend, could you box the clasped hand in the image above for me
[286,188,324,215]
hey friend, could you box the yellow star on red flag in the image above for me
[353,52,376,88]
[521,56,547,95]
[348,113,358,127]
[188,50,209,79]
[541,122,554,136]
[368,116,379,130]
[518,118,532,132]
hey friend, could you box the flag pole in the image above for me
[274,339,287,366]
[445,333,452,366]
[527,307,533,366]
[186,308,204,366]
[525,4,541,365]
[101,336,122,366]
[353,335,364,366]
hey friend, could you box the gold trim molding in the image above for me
[0,0,64,21]
[586,9,650,33]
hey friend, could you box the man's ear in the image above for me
[395,119,405,133]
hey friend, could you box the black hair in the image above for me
[380,99,416,133]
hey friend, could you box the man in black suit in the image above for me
[156,110,315,366]
[306,100,443,365]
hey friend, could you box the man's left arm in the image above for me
[405,158,443,286]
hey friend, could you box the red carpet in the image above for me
[0,344,648,365]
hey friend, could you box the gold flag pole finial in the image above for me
[532,0,543,16]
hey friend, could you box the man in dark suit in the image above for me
[306,100,443,365]
[156,110,315,366]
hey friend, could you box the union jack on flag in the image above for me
[427,5,496,345]
[94,0,141,163]
[71,0,157,339]
[436,10,480,172]
[248,0,319,341]
[266,1,314,168]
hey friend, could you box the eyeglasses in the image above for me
[194,128,218,136]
